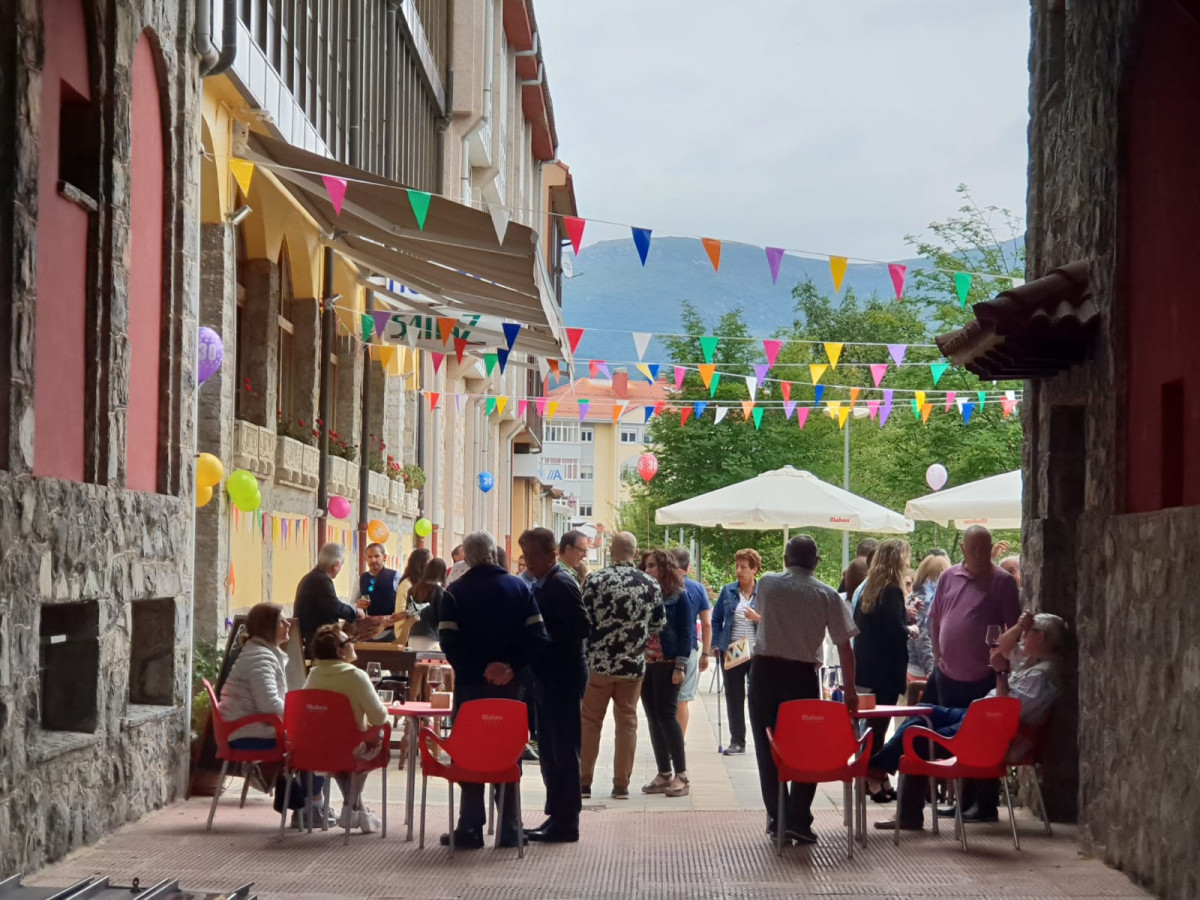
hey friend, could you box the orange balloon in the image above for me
[367,519,390,543]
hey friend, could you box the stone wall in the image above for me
[0,0,200,878]
[1024,2,1200,897]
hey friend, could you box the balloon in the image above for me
[196,484,213,508]
[226,468,257,499]
[414,517,432,538]
[926,463,949,492]
[477,471,495,493]
[329,495,351,519]
[197,327,224,384]
[232,486,261,513]
[196,453,224,488]
[367,520,390,542]
[637,452,659,483]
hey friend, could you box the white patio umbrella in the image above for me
[654,465,912,533]
[904,469,1022,530]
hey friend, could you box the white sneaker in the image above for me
[357,807,382,833]
[337,805,354,830]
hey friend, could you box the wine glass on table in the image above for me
[366,661,382,688]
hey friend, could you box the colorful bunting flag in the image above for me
[870,364,888,387]
[744,376,757,401]
[563,216,586,255]
[643,405,654,424]
[589,360,602,379]
[714,406,729,425]
[431,352,445,374]
[887,344,907,367]
[680,406,693,426]
[1001,398,1016,417]
[597,361,612,379]
[752,407,764,430]
[766,247,785,284]
[372,310,391,340]
[612,403,626,424]
[783,400,797,419]
[361,314,374,342]
[977,391,987,410]
[674,366,686,390]
[814,385,826,406]
[829,256,848,294]
[866,399,880,420]
[636,363,659,382]
[485,397,496,416]
[518,399,528,419]
[455,393,466,412]
[502,322,521,350]
[699,336,720,364]
[496,396,508,416]
[810,364,828,385]
[911,398,921,419]
[230,158,255,196]
[880,402,892,428]
[754,363,769,388]
[654,401,666,417]
[930,363,949,386]
[484,352,498,376]
[797,407,811,429]
[701,237,722,272]
[763,339,782,369]
[962,402,976,425]
[781,382,792,402]
[407,189,432,230]
[453,337,468,364]
[837,407,851,429]
[888,263,907,300]
[824,342,843,369]
[849,387,860,407]
[954,272,973,307]
[578,400,590,420]
[698,364,716,389]
[565,327,585,355]
[633,332,653,361]
[536,397,548,418]
[921,403,933,424]
[694,401,708,418]
[915,391,926,409]
[945,391,957,412]
[437,317,457,345]
[632,227,652,265]
[549,359,561,378]
[428,392,441,410]
[322,175,348,215]
[709,373,721,397]
[496,348,510,373]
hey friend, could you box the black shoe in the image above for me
[498,832,527,848]
[786,826,818,845]
[525,824,579,843]
[869,787,897,803]
[873,818,924,831]
[722,743,745,756]
[937,805,958,818]
[580,784,591,799]
[961,809,999,823]
[521,743,540,762]
[611,786,629,799]
[439,829,485,848]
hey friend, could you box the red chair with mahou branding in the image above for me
[203,678,286,831]
[766,699,872,858]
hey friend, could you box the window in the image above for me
[539,456,578,481]
[580,427,594,443]
[545,422,579,444]
[40,601,100,733]
[129,599,176,706]
[580,464,594,480]
[578,503,593,517]
[620,428,640,444]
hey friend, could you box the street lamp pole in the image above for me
[842,414,851,570]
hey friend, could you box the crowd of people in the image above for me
[215,520,1066,848]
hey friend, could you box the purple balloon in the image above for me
[198,326,224,385]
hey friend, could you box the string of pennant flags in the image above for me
[224,153,1023,297]
[229,506,402,567]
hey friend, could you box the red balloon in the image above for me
[637,452,659,482]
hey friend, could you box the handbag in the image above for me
[723,636,752,670]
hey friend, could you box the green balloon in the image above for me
[233,486,261,513]
[414,517,432,538]
[227,469,257,498]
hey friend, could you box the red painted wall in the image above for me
[126,34,165,492]
[33,0,90,480]
[1124,2,1200,513]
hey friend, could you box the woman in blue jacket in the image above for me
[640,550,696,797]
[710,548,762,755]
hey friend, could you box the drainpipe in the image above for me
[316,248,335,546]
[350,0,372,570]
[460,0,495,203]
[196,0,238,77]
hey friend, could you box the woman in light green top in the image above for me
[304,624,389,832]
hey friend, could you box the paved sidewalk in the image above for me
[27,683,1148,899]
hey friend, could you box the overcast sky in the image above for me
[535,1,1030,261]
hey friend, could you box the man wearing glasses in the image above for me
[557,530,590,585]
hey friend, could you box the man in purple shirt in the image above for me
[884,526,1020,830]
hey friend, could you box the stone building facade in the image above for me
[0,0,200,877]
[951,2,1200,897]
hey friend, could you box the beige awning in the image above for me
[234,131,568,362]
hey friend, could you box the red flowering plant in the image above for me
[385,454,404,481]
[329,429,358,462]
[366,434,388,475]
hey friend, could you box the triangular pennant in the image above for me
[361,314,374,342]
[945,391,957,412]
[701,237,722,272]
[763,340,782,369]
[827,400,843,418]
[428,392,441,410]
[322,175,348,215]
[654,401,666,417]
[431,351,445,374]
[453,336,469,364]
[563,216,586,255]
[829,256,849,293]
[962,402,976,425]
[888,263,907,300]
[229,158,255,196]
[535,397,548,418]
[915,390,926,409]
[699,336,720,364]
[783,400,797,419]
[613,371,630,399]
[612,403,626,425]
[488,203,510,244]
[977,391,987,410]
[565,327,585,355]
[517,399,528,419]
[437,317,457,346]
[921,403,933,424]
[536,356,550,380]
[1002,398,1016,417]
[485,397,497,416]
[887,344,907,367]
[545,401,559,420]
[956,396,966,412]
[698,364,716,389]
[709,373,721,397]
[754,363,769,388]
[870,364,888,388]
[954,272,973,307]
[631,227,652,265]
[548,359,561,378]
[866,399,880,420]
[912,398,922,419]
[674,366,686,390]
[694,400,707,418]
[680,406,693,426]
[781,382,792,402]
[810,364,828,385]
[407,189,432,230]
[632,332,653,361]
[598,361,612,379]
[589,360,602,379]
[796,407,811,430]
[376,346,397,372]
[837,407,851,429]
[766,247,785,284]
[752,407,764,430]
[849,387,861,407]
[1005,390,1017,402]
[824,342,843,369]
[372,310,391,340]
[496,348,509,374]
[643,406,654,424]
[744,376,757,401]
[484,352,498,376]
[813,385,825,406]
[880,403,892,428]
[714,406,729,425]
[455,393,466,412]
[502,322,521,351]
[637,363,660,382]
[578,399,590,420]
[930,363,949,386]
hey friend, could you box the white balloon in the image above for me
[926,463,949,492]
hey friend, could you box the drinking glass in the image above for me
[377,689,393,705]
[985,625,1002,648]
[366,661,382,685]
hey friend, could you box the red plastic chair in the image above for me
[281,690,392,844]
[895,696,1021,851]
[765,700,871,858]
[203,678,285,831]
[1012,723,1052,836]
[417,698,529,858]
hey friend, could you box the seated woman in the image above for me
[303,624,390,833]
[219,603,331,828]
[872,611,1067,830]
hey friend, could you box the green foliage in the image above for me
[190,639,225,743]
[616,190,1025,588]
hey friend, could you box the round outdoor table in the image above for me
[850,705,936,842]
[387,701,454,841]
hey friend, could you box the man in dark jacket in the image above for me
[438,531,549,849]
[294,542,363,655]
[518,527,589,842]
